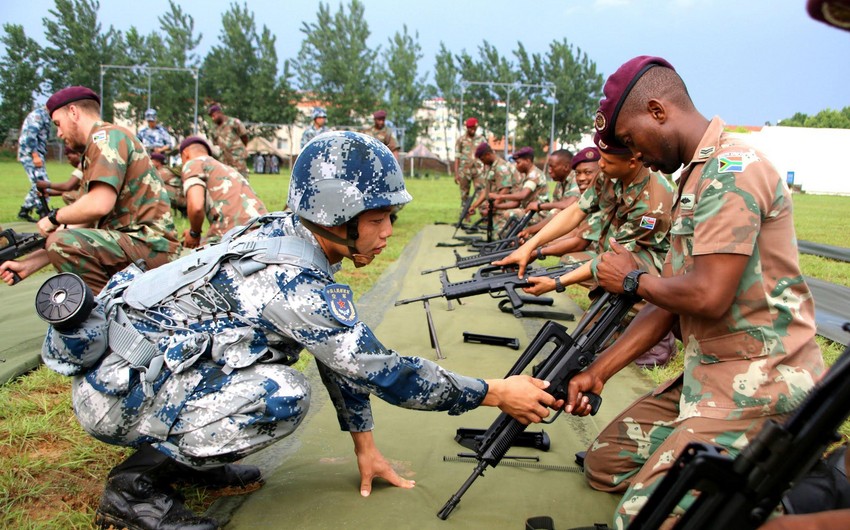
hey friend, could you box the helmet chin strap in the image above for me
[299,217,373,268]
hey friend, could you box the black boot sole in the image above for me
[95,508,144,530]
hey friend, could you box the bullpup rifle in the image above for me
[436,291,639,519]
[0,228,46,285]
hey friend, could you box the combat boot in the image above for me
[17,207,38,223]
[172,460,263,490]
[95,445,220,530]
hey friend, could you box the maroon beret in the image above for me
[593,132,631,156]
[595,56,674,147]
[571,147,600,170]
[207,104,222,116]
[373,110,387,119]
[465,117,478,127]
[807,0,850,30]
[149,152,166,162]
[512,146,535,160]
[46,86,101,117]
[474,141,492,159]
[179,136,212,155]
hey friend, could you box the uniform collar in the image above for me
[679,116,726,179]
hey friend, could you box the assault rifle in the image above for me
[0,229,46,285]
[630,322,850,530]
[436,291,639,519]
[420,246,516,275]
[469,210,533,253]
[395,263,578,317]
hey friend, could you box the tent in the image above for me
[405,143,450,176]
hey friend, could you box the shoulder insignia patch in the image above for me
[92,130,107,144]
[717,150,759,174]
[698,146,715,159]
[323,283,358,327]
[680,194,696,210]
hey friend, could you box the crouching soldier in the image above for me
[38,132,558,530]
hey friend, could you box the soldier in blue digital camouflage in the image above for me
[17,105,53,222]
[137,108,175,155]
[300,106,330,149]
[38,131,559,530]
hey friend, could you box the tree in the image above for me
[514,39,604,151]
[294,0,380,126]
[0,24,43,139]
[779,107,850,129]
[201,2,295,137]
[433,42,460,160]
[41,0,120,120]
[381,25,427,150]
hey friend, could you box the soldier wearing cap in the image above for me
[550,56,825,528]
[208,103,250,178]
[488,146,550,223]
[363,110,399,159]
[469,142,518,225]
[453,117,486,206]
[136,108,175,155]
[16,105,53,222]
[0,86,180,293]
[179,136,268,248]
[300,107,331,149]
[39,131,559,530]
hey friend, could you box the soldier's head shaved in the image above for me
[618,66,694,128]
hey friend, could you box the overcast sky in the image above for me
[3,0,849,126]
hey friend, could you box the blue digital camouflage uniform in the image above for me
[42,212,487,467]
[583,118,825,528]
[137,124,174,153]
[17,107,52,211]
[300,125,330,149]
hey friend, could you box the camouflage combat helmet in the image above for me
[312,107,327,120]
[289,131,411,267]
[289,131,411,227]
[144,108,157,121]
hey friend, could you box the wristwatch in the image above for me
[536,247,545,261]
[554,276,566,293]
[47,209,60,227]
[189,229,201,238]
[623,270,647,295]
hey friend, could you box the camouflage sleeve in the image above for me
[386,131,398,152]
[17,112,42,156]
[262,273,487,432]
[235,119,248,138]
[181,159,208,193]
[84,128,132,193]
[577,180,600,214]
[562,176,581,201]
[692,152,769,257]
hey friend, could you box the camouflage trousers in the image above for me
[583,377,771,529]
[20,161,49,211]
[457,174,473,205]
[45,228,175,294]
[72,359,310,468]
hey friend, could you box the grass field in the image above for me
[0,158,848,528]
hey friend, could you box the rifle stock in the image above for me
[0,229,46,285]
[437,292,639,519]
[631,322,850,530]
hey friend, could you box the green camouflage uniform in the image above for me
[478,156,518,231]
[583,118,825,529]
[157,165,186,212]
[363,125,399,154]
[502,164,550,223]
[455,132,485,204]
[181,155,269,243]
[212,116,249,177]
[45,122,180,293]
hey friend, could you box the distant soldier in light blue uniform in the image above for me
[136,108,175,155]
[17,106,52,222]
[300,107,330,149]
[39,131,557,530]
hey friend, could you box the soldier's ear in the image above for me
[647,99,666,124]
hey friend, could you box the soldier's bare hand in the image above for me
[182,229,200,249]
[565,371,605,417]
[492,245,533,278]
[350,431,415,497]
[484,376,556,425]
[522,276,555,296]
[596,239,638,294]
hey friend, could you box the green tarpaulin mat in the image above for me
[214,224,654,530]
